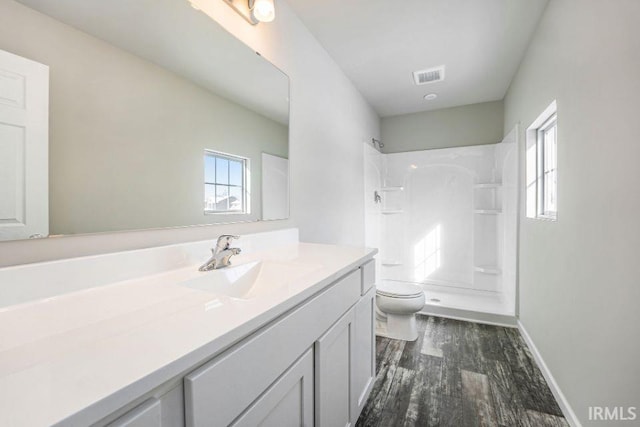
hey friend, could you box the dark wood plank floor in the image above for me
[356,315,568,427]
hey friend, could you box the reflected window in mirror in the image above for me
[204,151,249,214]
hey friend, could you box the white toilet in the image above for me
[375,280,426,341]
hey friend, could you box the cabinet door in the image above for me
[107,399,161,427]
[352,288,376,420]
[315,308,355,427]
[232,348,314,427]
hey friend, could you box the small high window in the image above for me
[526,101,558,220]
[204,150,249,214]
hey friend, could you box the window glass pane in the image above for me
[204,184,216,211]
[204,155,216,183]
[526,142,537,218]
[216,185,229,211]
[229,160,243,186]
[546,170,557,213]
[543,122,557,215]
[544,124,557,173]
[216,157,229,185]
[528,104,557,220]
[229,186,243,211]
[203,150,247,214]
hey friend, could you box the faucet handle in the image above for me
[215,234,240,251]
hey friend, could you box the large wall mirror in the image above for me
[0,0,289,242]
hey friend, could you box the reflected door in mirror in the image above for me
[0,49,48,241]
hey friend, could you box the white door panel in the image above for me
[0,123,25,221]
[0,49,49,241]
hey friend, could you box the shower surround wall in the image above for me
[378,133,518,316]
[364,143,383,278]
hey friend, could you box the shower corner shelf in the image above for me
[474,265,502,275]
[381,209,404,215]
[474,209,502,215]
[381,186,404,192]
[474,182,502,189]
[381,260,403,267]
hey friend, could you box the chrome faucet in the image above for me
[198,235,242,271]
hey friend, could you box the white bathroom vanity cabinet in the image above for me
[107,260,376,427]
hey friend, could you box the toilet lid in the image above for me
[376,281,423,298]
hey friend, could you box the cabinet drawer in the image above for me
[361,259,375,295]
[184,268,361,427]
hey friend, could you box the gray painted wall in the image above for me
[504,0,640,424]
[0,0,380,267]
[0,0,288,235]
[381,101,503,153]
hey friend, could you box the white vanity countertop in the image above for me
[0,242,376,426]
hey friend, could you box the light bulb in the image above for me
[252,0,275,22]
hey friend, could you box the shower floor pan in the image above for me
[381,279,516,326]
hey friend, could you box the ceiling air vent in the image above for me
[413,66,445,85]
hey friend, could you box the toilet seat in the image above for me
[376,281,423,299]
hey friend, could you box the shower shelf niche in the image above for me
[474,209,502,215]
[474,179,502,213]
[474,265,502,275]
[381,186,404,192]
[381,209,404,215]
[474,182,502,189]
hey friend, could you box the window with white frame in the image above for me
[204,150,249,214]
[526,101,558,220]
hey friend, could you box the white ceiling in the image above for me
[16,0,290,124]
[286,0,548,117]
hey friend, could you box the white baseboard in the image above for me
[517,320,582,427]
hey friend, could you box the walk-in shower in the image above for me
[364,129,519,322]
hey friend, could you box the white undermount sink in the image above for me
[181,260,322,300]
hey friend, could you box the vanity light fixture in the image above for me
[220,0,275,25]
[252,0,276,22]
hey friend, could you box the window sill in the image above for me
[526,214,557,222]
[204,211,249,216]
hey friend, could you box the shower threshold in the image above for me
[382,279,516,326]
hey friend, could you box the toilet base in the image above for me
[375,313,419,341]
